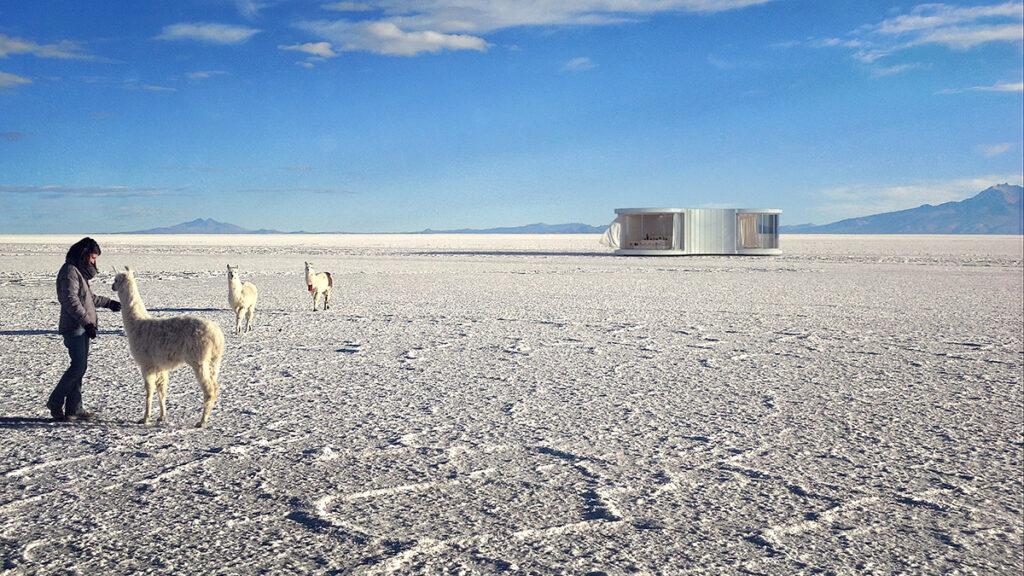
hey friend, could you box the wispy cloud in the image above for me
[563,56,596,71]
[234,0,272,19]
[282,165,315,172]
[234,187,356,195]
[806,2,1023,66]
[0,184,189,199]
[156,23,260,45]
[322,1,374,11]
[300,0,771,57]
[814,174,1024,220]
[0,71,32,89]
[976,143,1014,157]
[186,70,229,80]
[279,41,337,58]
[938,81,1024,94]
[1,131,25,141]
[870,62,926,77]
[0,33,95,60]
[300,20,488,56]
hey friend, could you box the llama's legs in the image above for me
[235,307,243,335]
[157,371,169,423]
[193,363,218,428]
[312,291,319,311]
[246,306,255,332]
[324,288,331,310]
[140,371,156,425]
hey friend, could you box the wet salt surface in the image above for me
[0,234,1021,574]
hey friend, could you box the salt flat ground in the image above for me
[0,234,1021,575]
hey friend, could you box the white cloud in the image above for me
[976,143,1013,157]
[156,23,260,45]
[279,42,337,58]
[563,56,596,71]
[300,0,771,56]
[187,70,229,80]
[939,81,1024,94]
[911,23,1024,49]
[874,2,1022,35]
[322,1,374,11]
[807,2,1023,65]
[0,33,94,60]
[814,174,1024,220]
[0,71,32,89]
[870,62,925,77]
[301,20,488,56]
[139,84,177,92]
[972,81,1024,92]
[235,0,271,19]
[0,184,186,198]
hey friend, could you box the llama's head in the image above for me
[111,266,135,293]
[227,264,237,280]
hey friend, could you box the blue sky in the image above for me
[1,0,1022,233]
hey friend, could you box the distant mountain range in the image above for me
[418,222,606,234]
[782,184,1023,234]
[122,218,606,235]
[124,184,1022,235]
[123,218,286,234]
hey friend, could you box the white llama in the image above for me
[304,261,333,311]
[111,267,225,428]
[227,264,258,334]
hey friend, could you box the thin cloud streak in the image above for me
[279,42,337,57]
[156,23,261,44]
[976,143,1013,157]
[0,71,32,89]
[563,56,596,71]
[300,0,771,56]
[0,184,190,199]
[0,33,96,60]
[805,2,1024,66]
[938,81,1024,94]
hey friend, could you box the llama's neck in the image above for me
[118,280,150,326]
[228,275,243,305]
[305,268,314,284]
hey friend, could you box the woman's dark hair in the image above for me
[65,237,101,264]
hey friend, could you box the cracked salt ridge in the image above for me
[0,234,1021,574]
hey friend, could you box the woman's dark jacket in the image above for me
[56,262,112,335]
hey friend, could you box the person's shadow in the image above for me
[0,329,122,336]
[0,416,138,429]
[0,416,61,429]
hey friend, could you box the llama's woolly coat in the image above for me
[113,268,224,426]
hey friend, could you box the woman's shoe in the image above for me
[66,411,98,422]
[47,402,65,421]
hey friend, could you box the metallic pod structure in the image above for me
[604,208,782,256]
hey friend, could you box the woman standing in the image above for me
[48,237,120,422]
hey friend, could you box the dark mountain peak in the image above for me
[124,218,284,234]
[975,183,1022,205]
[781,183,1023,235]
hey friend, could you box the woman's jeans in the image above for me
[49,333,90,416]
